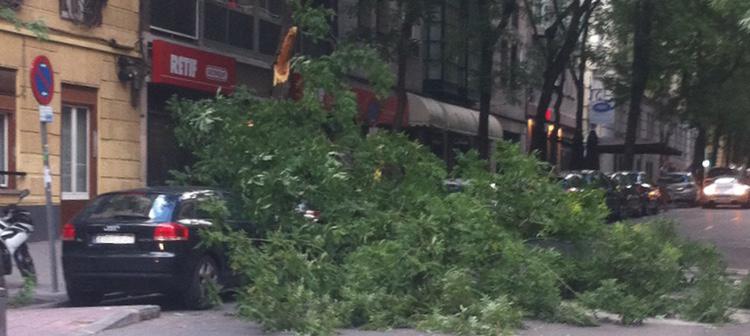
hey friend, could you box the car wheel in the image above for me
[67,285,103,307]
[182,255,221,310]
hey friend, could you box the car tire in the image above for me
[181,255,221,310]
[67,285,103,307]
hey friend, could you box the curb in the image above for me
[71,305,161,335]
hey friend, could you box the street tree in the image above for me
[524,0,597,160]
[474,0,519,159]
[349,0,442,132]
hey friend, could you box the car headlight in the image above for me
[703,185,718,196]
[648,190,660,199]
[731,185,750,196]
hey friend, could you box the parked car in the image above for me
[62,187,247,309]
[610,171,662,216]
[561,170,641,220]
[701,176,750,208]
[658,172,700,206]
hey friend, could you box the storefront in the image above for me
[146,40,237,185]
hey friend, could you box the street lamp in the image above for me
[702,160,710,168]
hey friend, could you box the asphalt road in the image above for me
[97,206,750,336]
[660,205,750,271]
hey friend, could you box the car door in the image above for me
[174,192,235,285]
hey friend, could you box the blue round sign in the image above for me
[592,101,613,113]
[30,56,54,105]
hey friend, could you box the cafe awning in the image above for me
[407,93,504,140]
[597,138,683,156]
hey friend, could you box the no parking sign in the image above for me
[30,56,54,123]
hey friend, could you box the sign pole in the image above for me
[40,116,58,293]
[30,56,58,293]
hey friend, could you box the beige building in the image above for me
[0,0,143,240]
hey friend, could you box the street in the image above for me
[93,206,750,336]
[660,206,750,271]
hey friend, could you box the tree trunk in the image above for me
[571,13,590,170]
[693,126,706,184]
[392,11,413,132]
[477,0,493,160]
[477,0,516,161]
[623,0,654,169]
[550,72,566,168]
[710,127,721,167]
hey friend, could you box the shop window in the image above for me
[61,106,89,200]
[60,0,107,27]
[0,68,16,188]
[150,0,199,39]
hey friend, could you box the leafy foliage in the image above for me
[169,1,733,334]
[0,5,48,39]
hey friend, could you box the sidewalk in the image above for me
[5,240,161,335]
[8,305,160,336]
[6,240,66,304]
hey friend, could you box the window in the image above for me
[423,0,479,104]
[60,0,107,26]
[204,0,282,54]
[0,68,15,188]
[150,0,199,39]
[205,1,255,50]
[61,106,89,199]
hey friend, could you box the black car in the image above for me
[62,187,244,309]
[611,171,662,216]
[561,170,641,220]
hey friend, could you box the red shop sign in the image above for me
[151,40,236,93]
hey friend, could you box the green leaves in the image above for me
[0,5,49,40]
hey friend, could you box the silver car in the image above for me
[658,172,699,206]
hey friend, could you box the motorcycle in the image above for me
[0,189,35,278]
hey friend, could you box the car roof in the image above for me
[99,186,223,196]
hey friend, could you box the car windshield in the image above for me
[562,175,584,189]
[613,173,637,185]
[659,174,689,185]
[78,193,179,222]
[707,168,736,179]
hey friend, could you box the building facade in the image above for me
[0,0,143,240]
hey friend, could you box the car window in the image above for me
[79,193,178,222]
[659,174,688,184]
[562,175,583,189]
[178,192,222,220]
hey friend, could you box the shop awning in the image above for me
[596,139,683,156]
[407,93,504,140]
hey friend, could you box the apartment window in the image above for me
[0,68,15,188]
[150,0,199,39]
[205,1,255,49]
[423,0,479,103]
[60,0,107,26]
[203,0,282,54]
[61,106,89,200]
